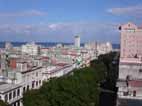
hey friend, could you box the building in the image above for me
[96,42,112,55]
[0,40,100,106]
[43,64,75,80]
[5,42,13,51]
[120,22,142,59]
[84,41,97,50]
[21,42,40,56]
[74,36,80,48]
[0,82,22,106]
[117,22,142,105]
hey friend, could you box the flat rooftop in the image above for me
[0,82,21,94]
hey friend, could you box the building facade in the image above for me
[0,83,22,106]
[117,22,142,105]
[74,36,80,48]
[21,42,40,56]
[0,40,107,106]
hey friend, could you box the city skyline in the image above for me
[0,0,141,43]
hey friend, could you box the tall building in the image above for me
[74,35,80,48]
[117,22,142,105]
[120,22,142,59]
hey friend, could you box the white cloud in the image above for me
[107,5,142,17]
[48,24,62,30]
[0,10,47,17]
[0,22,119,43]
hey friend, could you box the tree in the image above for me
[23,52,119,106]
[0,100,8,106]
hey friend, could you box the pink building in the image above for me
[120,22,142,60]
[117,22,142,102]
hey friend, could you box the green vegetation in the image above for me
[23,52,119,106]
[0,100,8,106]
[94,52,119,91]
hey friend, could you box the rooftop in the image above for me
[0,82,21,93]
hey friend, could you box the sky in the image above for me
[0,0,142,43]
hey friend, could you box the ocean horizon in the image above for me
[0,42,120,49]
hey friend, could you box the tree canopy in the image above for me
[0,100,8,106]
[23,52,119,106]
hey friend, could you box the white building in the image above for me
[84,41,112,56]
[8,66,44,91]
[21,42,40,56]
[97,42,112,55]
[5,42,13,50]
[84,42,97,50]
[74,36,80,48]
[43,64,75,80]
[0,82,22,106]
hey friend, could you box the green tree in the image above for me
[23,52,119,106]
[0,100,8,106]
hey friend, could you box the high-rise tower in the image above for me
[117,22,142,105]
[74,35,80,48]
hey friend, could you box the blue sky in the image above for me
[0,0,142,43]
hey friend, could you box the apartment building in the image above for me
[117,23,142,102]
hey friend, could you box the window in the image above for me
[32,81,35,88]
[9,92,12,100]
[39,80,41,84]
[36,81,38,86]
[13,91,16,98]
[139,69,142,73]
[14,102,16,106]
[17,101,20,106]
[5,94,8,102]
[23,87,26,93]
[126,75,130,80]
[133,90,136,97]
[123,92,128,96]
[27,85,29,91]
[17,89,20,96]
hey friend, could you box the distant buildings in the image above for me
[117,23,142,105]
[0,38,113,106]
[21,42,40,56]
[84,41,113,56]
[74,35,80,48]
[84,41,97,50]
[96,42,112,55]
[5,42,13,51]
